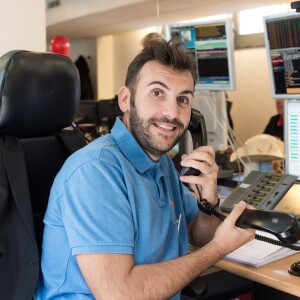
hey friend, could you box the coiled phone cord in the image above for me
[254,234,300,251]
[195,185,300,251]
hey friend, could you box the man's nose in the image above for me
[161,99,180,119]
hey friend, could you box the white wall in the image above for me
[46,0,143,26]
[97,27,157,99]
[0,0,46,55]
[97,35,115,99]
[227,48,277,144]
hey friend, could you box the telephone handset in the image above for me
[180,108,207,176]
[236,209,300,245]
[219,170,300,246]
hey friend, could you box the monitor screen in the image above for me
[284,99,300,176]
[168,19,236,91]
[74,100,99,124]
[97,96,122,126]
[274,183,300,216]
[263,12,300,99]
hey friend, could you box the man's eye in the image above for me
[178,97,189,105]
[152,90,163,97]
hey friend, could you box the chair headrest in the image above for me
[0,50,80,137]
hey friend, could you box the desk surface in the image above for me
[216,252,300,297]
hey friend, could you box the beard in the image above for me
[128,96,186,159]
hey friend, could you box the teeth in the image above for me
[157,124,174,131]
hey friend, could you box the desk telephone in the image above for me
[181,109,300,246]
[220,170,299,212]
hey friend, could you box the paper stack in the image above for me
[225,231,300,267]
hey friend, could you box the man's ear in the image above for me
[118,86,131,113]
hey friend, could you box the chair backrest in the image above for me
[0,50,87,300]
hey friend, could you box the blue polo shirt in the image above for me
[36,118,198,300]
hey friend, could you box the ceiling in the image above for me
[46,0,292,39]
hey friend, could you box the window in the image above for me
[238,4,292,35]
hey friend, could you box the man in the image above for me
[37,40,254,299]
[263,99,284,141]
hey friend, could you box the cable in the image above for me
[199,90,252,177]
[195,184,226,221]
[255,234,300,251]
[71,122,93,143]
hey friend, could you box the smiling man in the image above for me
[120,60,193,160]
[36,40,254,300]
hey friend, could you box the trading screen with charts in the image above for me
[264,13,300,98]
[285,99,300,177]
[168,19,235,91]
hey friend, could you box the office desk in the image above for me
[216,252,300,297]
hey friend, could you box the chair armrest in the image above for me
[181,277,207,299]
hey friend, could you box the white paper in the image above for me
[225,230,298,267]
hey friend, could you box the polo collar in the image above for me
[111,118,159,174]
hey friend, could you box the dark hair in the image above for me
[125,39,197,95]
[140,32,164,48]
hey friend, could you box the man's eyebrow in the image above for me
[147,81,169,90]
[180,89,194,97]
[147,81,194,96]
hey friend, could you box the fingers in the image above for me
[202,166,212,176]
[198,145,216,158]
[180,146,219,203]
[213,201,255,255]
[180,146,217,177]
[227,201,247,223]
[181,161,214,176]
[245,203,256,210]
[182,145,215,160]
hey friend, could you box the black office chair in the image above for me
[0,50,87,300]
[181,269,254,300]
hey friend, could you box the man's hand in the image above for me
[212,201,255,256]
[180,145,219,206]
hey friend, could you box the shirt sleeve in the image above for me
[59,158,135,256]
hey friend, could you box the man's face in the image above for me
[120,61,194,161]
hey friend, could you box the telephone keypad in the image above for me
[243,174,283,207]
[220,171,298,213]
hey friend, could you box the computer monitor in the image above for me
[168,18,236,91]
[97,96,122,130]
[284,99,300,176]
[274,182,300,215]
[74,100,99,124]
[263,12,300,99]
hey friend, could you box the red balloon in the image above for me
[50,35,70,56]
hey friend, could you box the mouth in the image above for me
[155,122,177,132]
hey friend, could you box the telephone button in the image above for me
[263,185,274,189]
[256,194,264,198]
[245,200,255,206]
[267,181,277,185]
